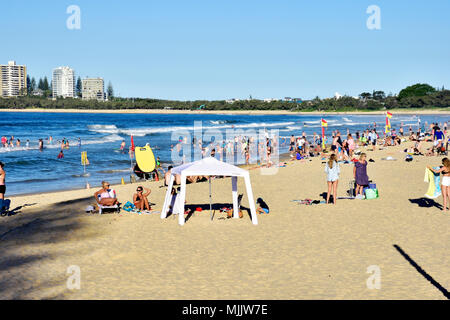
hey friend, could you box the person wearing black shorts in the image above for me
[0,162,5,200]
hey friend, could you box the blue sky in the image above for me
[1,0,449,100]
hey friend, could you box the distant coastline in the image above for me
[0,108,449,115]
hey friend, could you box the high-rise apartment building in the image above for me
[0,61,27,97]
[52,66,76,98]
[82,78,104,101]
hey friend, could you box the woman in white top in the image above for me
[325,154,340,204]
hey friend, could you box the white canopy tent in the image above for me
[161,157,258,226]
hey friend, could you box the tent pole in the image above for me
[209,176,213,221]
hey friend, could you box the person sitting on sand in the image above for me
[133,186,151,211]
[428,158,450,213]
[256,197,270,214]
[94,181,119,207]
[354,153,369,199]
[325,154,340,205]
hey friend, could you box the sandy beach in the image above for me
[0,108,449,115]
[1,140,449,300]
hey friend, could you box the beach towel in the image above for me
[424,167,441,199]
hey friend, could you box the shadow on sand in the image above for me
[408,197,443,210]
[0,195,101,299]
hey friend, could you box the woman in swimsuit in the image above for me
[428,157,450,213]
[133,186,151,211]
[94,181,119,207]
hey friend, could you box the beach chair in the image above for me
[97,189,120,215]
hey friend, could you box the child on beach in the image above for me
[354,153,369,199]
[428,158,450,213]
[325,154,340,204]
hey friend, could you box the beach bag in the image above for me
[122,201,135,212]
[369,183,377,189]
[365,188,379,200]
[0,199,10,213]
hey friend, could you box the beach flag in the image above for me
[131,135,135,152]
[386,111,393,119]
[81,151,88,166]
[321,119,327,149]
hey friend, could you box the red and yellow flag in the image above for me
[321,119,328,127]
[386,111,393,119]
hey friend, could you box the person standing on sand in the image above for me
[0,162,5,200]
[347,134,356,158]
[325,154,340,205]
[354,153,369,199]
[428,158,450,213]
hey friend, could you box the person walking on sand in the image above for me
[0,162,5,200]
[428,158,450,213]
[325,154,340,204]
[354,153,369,199]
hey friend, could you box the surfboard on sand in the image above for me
[135,145,156,173]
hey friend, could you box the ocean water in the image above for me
[0,111,447,196]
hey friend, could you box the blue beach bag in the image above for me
[122,201,135,212]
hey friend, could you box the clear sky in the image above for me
[1,0,449,100]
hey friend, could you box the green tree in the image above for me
[398,83,436,100]
[372,90,385,100]
[359,92,371,100]
[30,77,36,92]
[76,77,82,98]
[107,82,114,99]
[38,78,44,90]
[43,77,49,91]
[26,75,32,95]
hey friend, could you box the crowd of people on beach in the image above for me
[169,130,280,167]
[0,135,83,155]
[321,120,448,205]
[2,118,449,215]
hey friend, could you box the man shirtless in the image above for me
[0,162,5,200]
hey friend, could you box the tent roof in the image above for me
[171,157,248,177]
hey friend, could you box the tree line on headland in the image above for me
[1,83,449,111]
